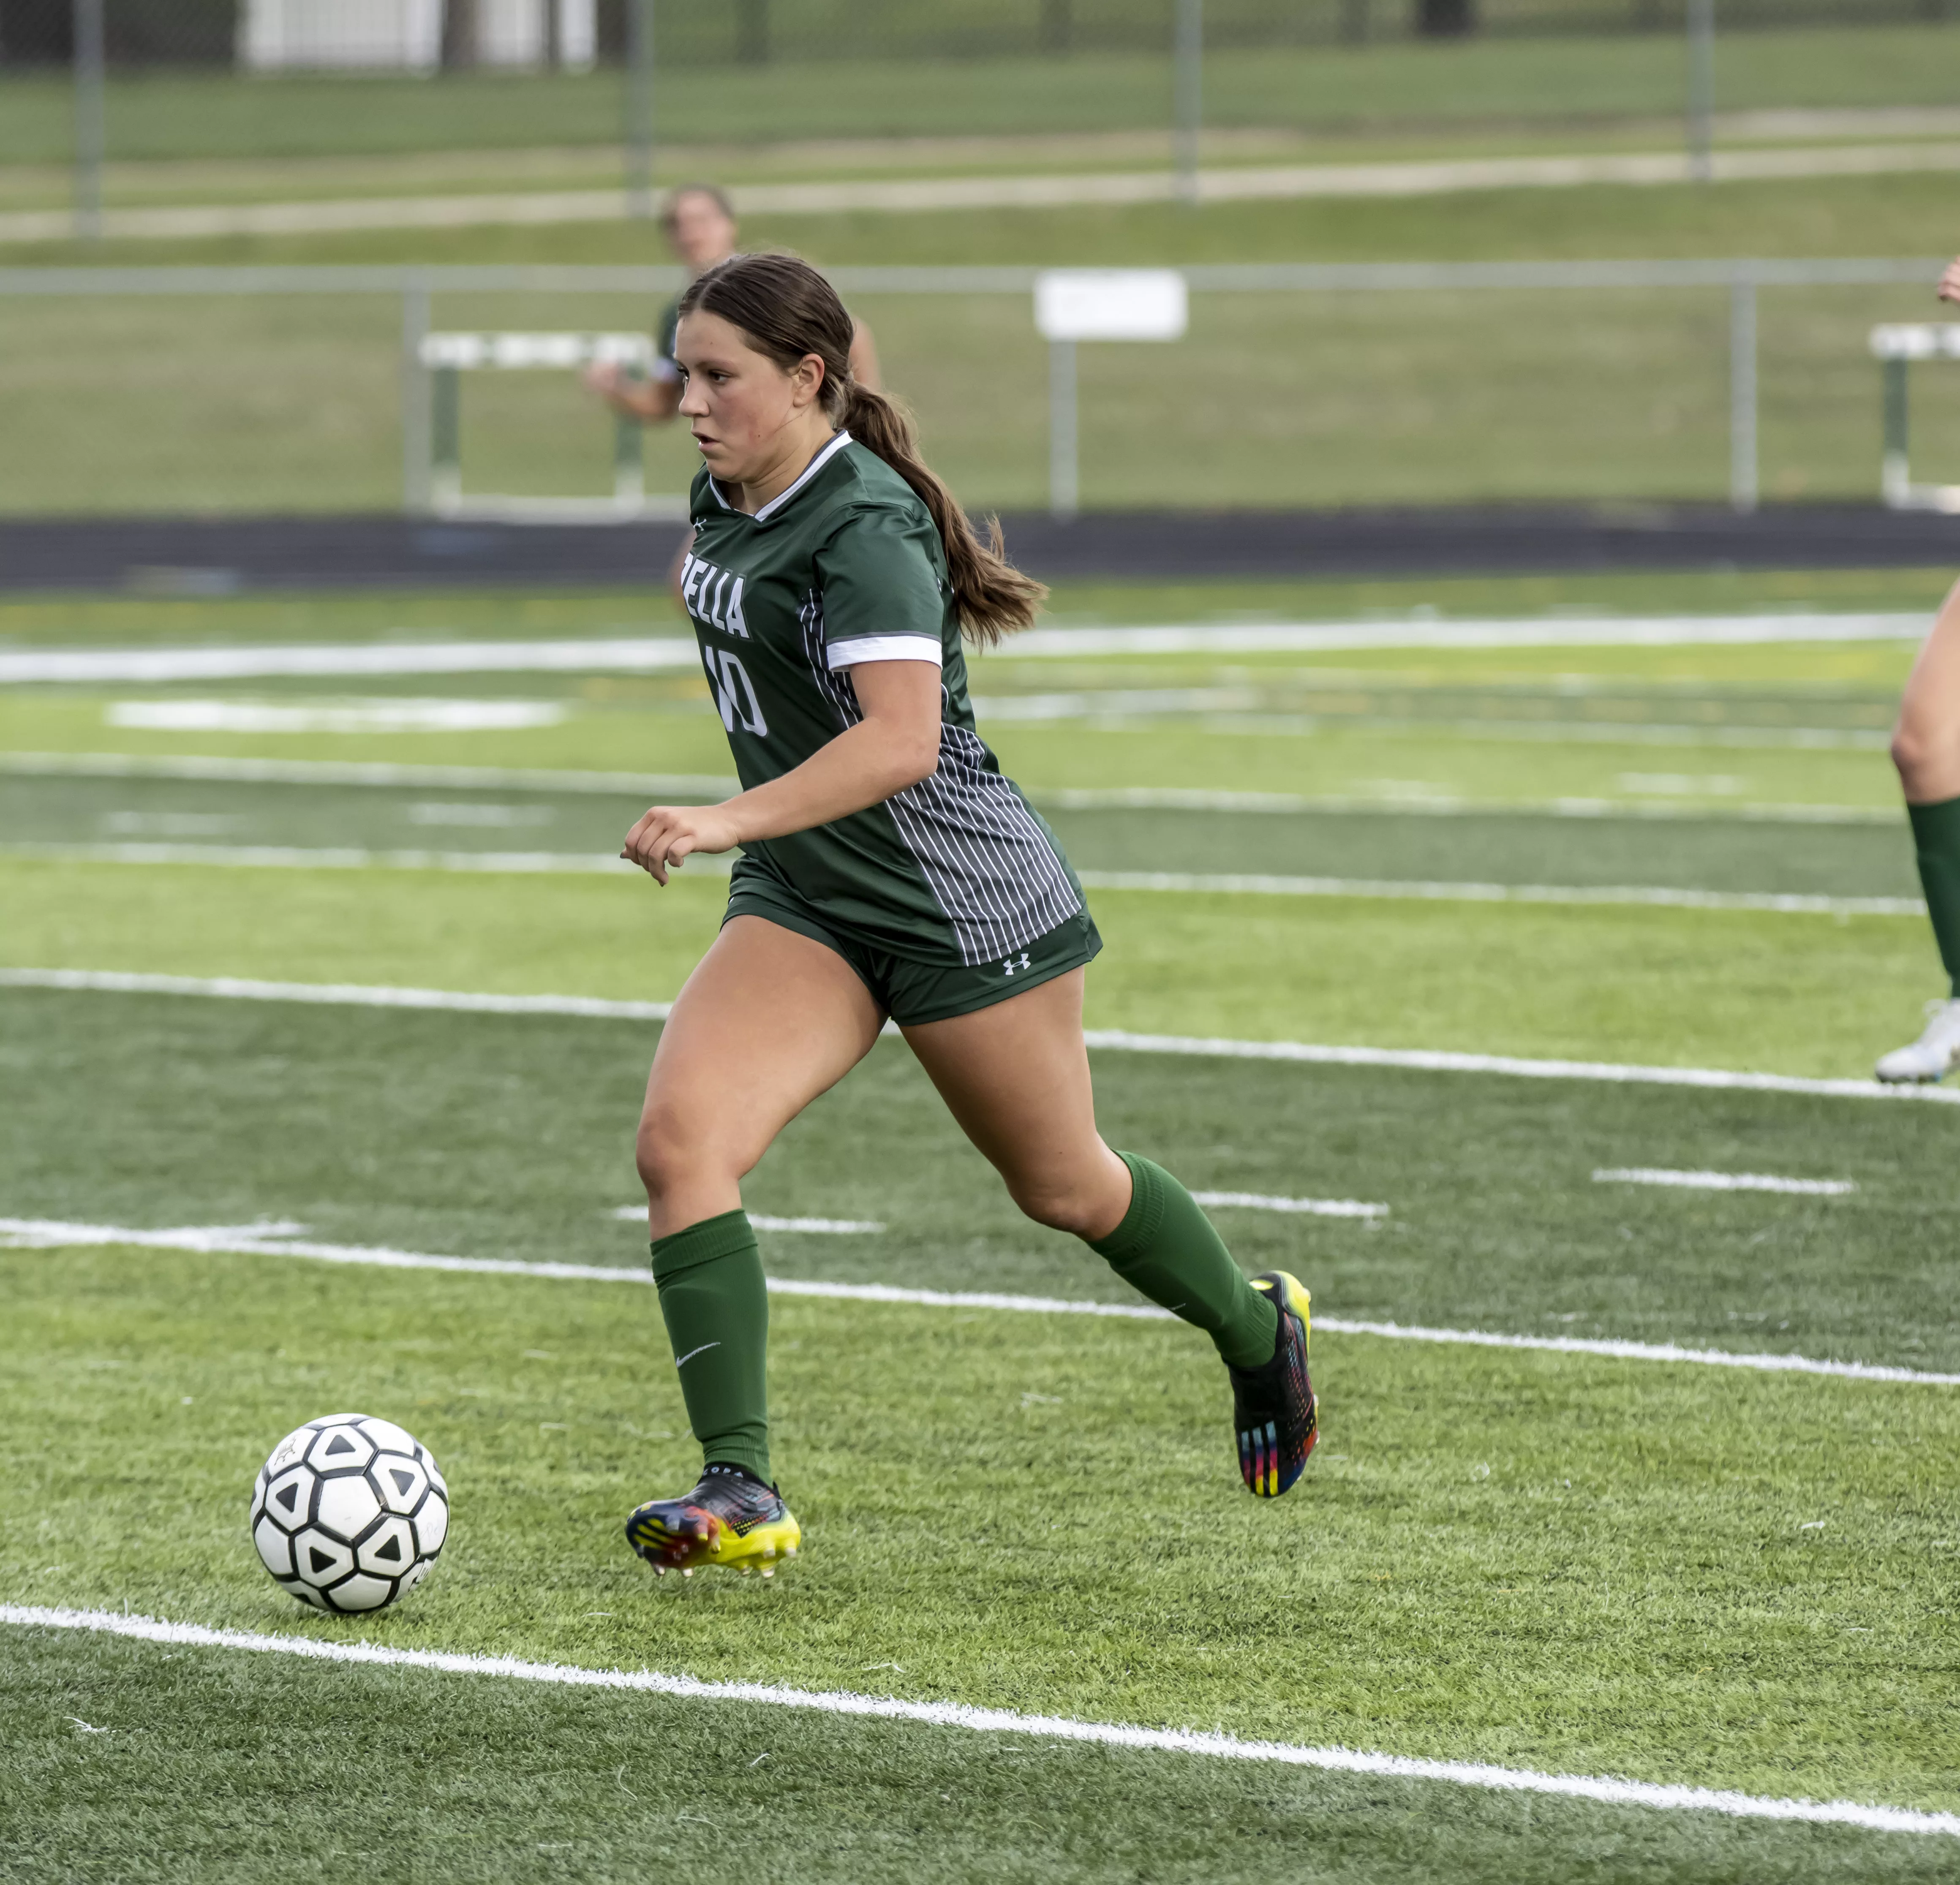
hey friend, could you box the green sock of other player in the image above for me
[1909,797,1960,996]
[650,1209,773,1484]
[1089,1152,1279,1370]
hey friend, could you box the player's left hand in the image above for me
[621,803,743,886]
[1940,257,1960,305]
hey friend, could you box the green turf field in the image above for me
[5,579,1959,1880]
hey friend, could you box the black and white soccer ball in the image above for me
[250,1413,449,1613]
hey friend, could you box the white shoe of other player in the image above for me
[1874,998,1960,1083]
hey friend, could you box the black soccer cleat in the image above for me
[625,1463,800,1578]
[1228,1271,1318,1498]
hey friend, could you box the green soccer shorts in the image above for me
[722,856,1102,1027]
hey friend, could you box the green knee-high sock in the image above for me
[1909,797,1960,997]
[1089,1153,1278,1371]
[650,1208,772,1484]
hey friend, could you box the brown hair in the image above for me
[677,251,1046,645]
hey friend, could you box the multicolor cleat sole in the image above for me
[1232,1270,1318,1499]
[625,1480,801,1578]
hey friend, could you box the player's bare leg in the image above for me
[626,917,882,1575]
[900,968,1129,1239]
[1880,576,1960,1082]
[904,971,1318,1497]
[635,914,883,1238]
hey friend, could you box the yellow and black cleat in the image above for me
[1229,1270,1318,1498]
[625,1463,801,1578]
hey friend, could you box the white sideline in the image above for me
[0,615,1927,686]
[1594,1168,1857,1197]
[1,846,1924,915]
[5,967,1957,1108]
[3,1605,1954,1840]
[7,1218,1958,1389]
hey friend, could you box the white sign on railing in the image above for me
[1034,269,1189,343]
[420,331,653,372]
[1034,271,1190,518]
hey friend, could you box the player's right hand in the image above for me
[1940,258,1960,305]
[621,802,743,887]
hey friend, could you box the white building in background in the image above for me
[240,0,596,73]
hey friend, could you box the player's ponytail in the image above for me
[679,253,1048,647]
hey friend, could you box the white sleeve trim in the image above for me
[826,635,944,671]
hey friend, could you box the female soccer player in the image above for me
[1876,251,1960,1083]
[583,185,882,610]
[615,253,1317,1576]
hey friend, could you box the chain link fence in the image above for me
[0,1,1950,71]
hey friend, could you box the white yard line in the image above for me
[5,967,1955,1108]
[6,1217,1957,1389]
[3,1604,1953,1840]
[1,755,1899,827]
[1,842,655,875]
[0,753,737,797]
[611,1206,885,1234]
[1190,1191,1388,1219]
[1,845,1919,914]
[1076,872,1924,918]
[0,615,1925,686]
[1076,1026,1960,1108]
[0,639,702,684]
[0,968,675,1020]
[103,699,568,734]
[1594,1168,1857,1196]
[996,615,1928,657]
[1036,786,1901,826]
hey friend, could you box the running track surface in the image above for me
[5,504,1960,593]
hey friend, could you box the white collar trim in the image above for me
[752,430,853,522]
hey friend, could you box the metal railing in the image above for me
[0,256,1941,515]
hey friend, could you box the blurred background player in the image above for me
[1876,251,1960,1083]
[583,182,882,599]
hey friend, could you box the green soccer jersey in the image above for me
[683,432,1083,966]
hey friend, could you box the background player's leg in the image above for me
[1881,579,1960,1079]
[902,971,1276,1369]
[637,915,883,1482]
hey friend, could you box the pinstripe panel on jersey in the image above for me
[797,593,1081,967]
